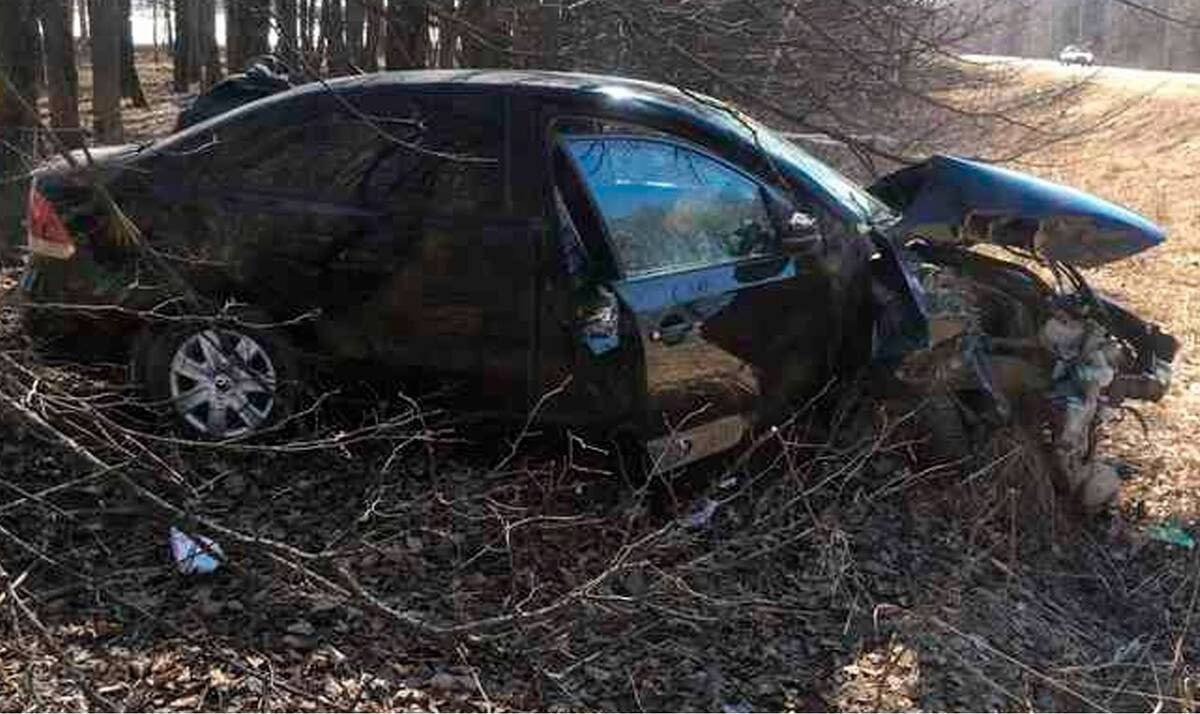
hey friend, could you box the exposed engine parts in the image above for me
[895,243,1178,512]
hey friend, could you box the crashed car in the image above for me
[17,71,1176,501]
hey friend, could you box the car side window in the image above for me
[361,93,504,216]
[234,118,388,202]
[563,136,777,278]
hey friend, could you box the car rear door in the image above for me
[355,90,537,409]
[560,135,837,469]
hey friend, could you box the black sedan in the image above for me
[17,71,1176,478]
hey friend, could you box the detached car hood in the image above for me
[868,155,1166,267]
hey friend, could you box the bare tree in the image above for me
[199,0,221,86]
[119,0,149,107]
[386,0,428,69]
[165,0,174,59]
[0,0,41,253]
[435,1,456,68]
[300,0,315,60]
[225,0,242,70]
[38,0,84,149]
[89,0,124,143]
[346,0,366,70]
[277,0,300,69]
[77,0,90,48]
[173,0,199,91]
[240,0,272,67]
[362,0,382,70]
[324,0,349,74]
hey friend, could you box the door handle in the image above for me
[651,314,694,345]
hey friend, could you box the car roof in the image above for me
[299,69,697,101]
[269,69,744,131]
[166,69,749,152]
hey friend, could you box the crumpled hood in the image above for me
[868,155,1166,267]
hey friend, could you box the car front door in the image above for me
[561,135,838,470]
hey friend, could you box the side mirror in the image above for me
[780,210,824,254]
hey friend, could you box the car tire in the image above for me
[133,310,299,439]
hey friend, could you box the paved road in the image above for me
[960,53,1200,90]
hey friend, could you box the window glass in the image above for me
[555,188,589,281]
[564,137,776,277]
[361,93,504,216]
[218,116,393,203]
[208,92,504,213]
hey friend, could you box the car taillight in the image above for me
[26,184,76,259]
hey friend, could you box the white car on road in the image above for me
[1059,45,1095,66]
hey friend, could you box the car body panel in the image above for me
[869,155,1166,268]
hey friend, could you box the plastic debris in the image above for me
[169,526,225,574]
[1145,521,1196,550]
[679,497,719,529]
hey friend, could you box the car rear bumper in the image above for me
[17,258,141,357]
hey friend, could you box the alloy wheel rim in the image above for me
[168,328,277,438]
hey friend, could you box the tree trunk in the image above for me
[346,0,365,70]
[90,0,124,143]
[198,0,220,87]
[237,0,271,69]
[173,0,202,90]
[362,0,381,70]
[32,15,47,92]
[0,0,41,255]
[225,0,241,73]
[324,0,349,75]
[539,1,562,70]
[37,0,83,149]
[436,1,456,68]
[172,0,186,90]
[152,0,159,62]
[386,0,428,70]
[186,0,201,83]
[299,0,313,57]
[119,0,149,107]
[77,0,90,49]
[460,0,500,68]
[165,0,174,60]
[277,0,299,70]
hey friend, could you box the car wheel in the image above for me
[135,315,298,439]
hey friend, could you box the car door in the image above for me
[177,98,388,320]
[560,135,838,469]
[352,90,536,408]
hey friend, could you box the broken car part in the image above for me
[871,158,1178,510]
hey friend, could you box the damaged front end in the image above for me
[870,156,1179,511]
